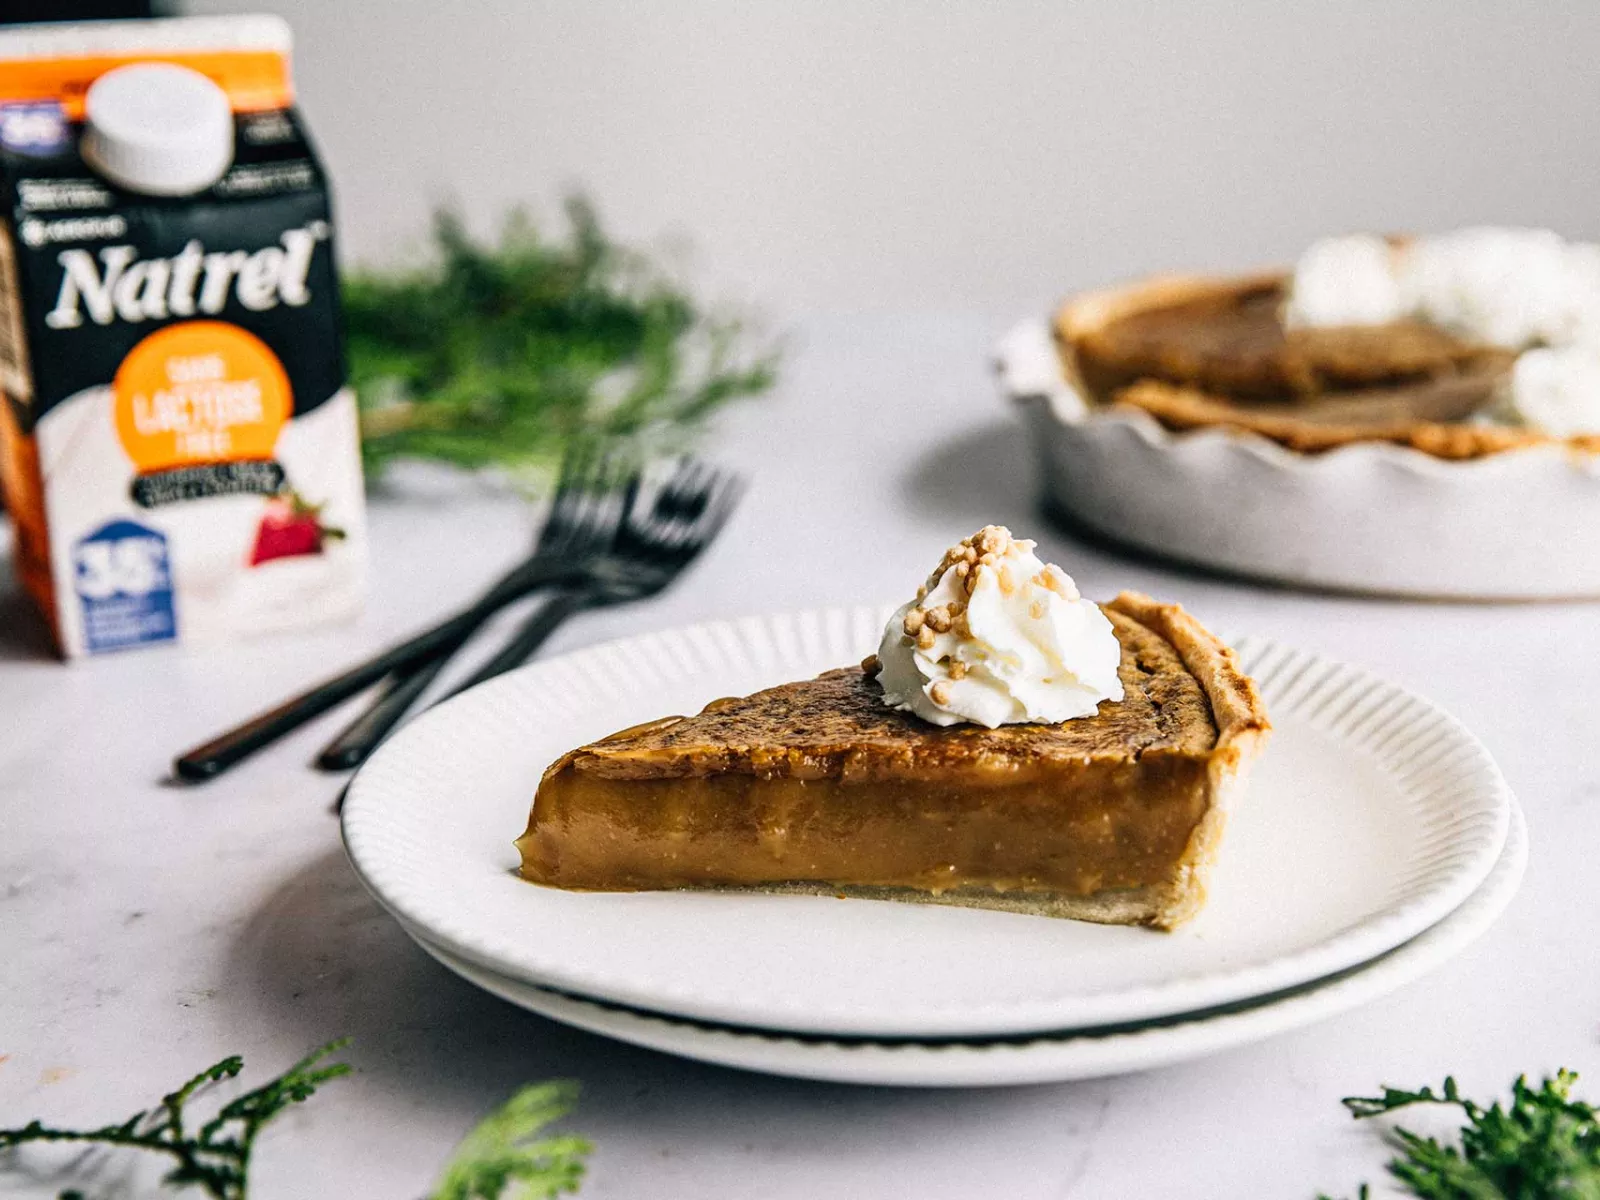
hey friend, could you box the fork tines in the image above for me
[621,459,745,569]
[537,446,640,563]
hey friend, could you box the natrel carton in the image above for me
[0,16,365,658]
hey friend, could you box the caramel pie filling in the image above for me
[520,754,1213,896]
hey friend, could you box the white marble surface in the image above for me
[2,311,1597,1198]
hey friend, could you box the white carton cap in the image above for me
[81,62,234,197]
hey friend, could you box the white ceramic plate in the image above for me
[998,319,1600,599]
[342,606,1512,1038]
[406,802,1526,1087]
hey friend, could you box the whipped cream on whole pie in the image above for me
[873,525,1123,728]
[1285,227,1600,435]
[1405,228,1600,348]
[1282,233,1407,329]
[1506,346,1600,437]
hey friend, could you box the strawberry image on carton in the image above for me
[0,16,366,657]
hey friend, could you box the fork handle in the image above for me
[316,590,597,773]
[171,557,576,782]
[313,651,452,772]
[441,588,597,701]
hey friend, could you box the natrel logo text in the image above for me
[44,222,328,329]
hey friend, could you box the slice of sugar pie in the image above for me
[516,587,1269,930]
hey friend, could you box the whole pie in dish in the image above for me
[516,590,1269,931]
[1057,264,1600,460]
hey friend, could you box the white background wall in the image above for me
[190,0,1600,318]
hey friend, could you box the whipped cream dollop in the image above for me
[1505,346,1600,437]
[1285,227,1600,436]
[870,526,1123,729]
[1404,228,1600,349]
[1282,233,1407,329]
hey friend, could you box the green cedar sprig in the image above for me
[1323,1070,1600,1199]
[0,1039,352,1200]
[345,197,779,486]
[430,1080,591,1200]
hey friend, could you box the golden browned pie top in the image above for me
[543,592,1267,786]
[1060,273,1510,404]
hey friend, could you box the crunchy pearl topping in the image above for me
[861,654,882,677]
[923,525,1037,600]
[901,526,1077,713]
[882,525,1110,724]
[1035,563,1079,600]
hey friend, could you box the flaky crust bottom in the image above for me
[1113,379,1600,461]
[667,880,1185,929]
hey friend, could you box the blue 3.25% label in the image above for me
[73,519,177,654]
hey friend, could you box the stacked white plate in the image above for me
[342,607,1524,1087]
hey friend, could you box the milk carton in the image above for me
[0,16,365,658]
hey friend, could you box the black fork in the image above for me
[327,461,742,809]
[328,460,745,819]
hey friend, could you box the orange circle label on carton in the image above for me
[113,321,291,473]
